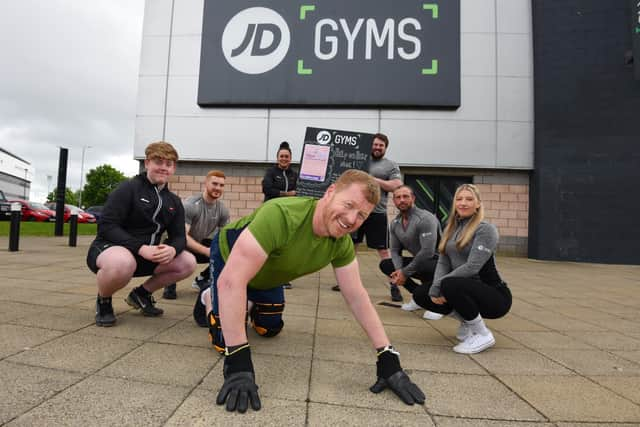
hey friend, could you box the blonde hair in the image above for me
[334,169,380,206]
[145,141,178,162]
[438,183,484,253]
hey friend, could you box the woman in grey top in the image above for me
[413,184,512,354]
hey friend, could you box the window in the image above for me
[404,175,472,225]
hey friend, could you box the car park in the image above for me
[10,199,55,222]
[45,203,97,223]
[85,205,103,221]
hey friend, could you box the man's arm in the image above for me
[389,224,404,271]
[185,224,210,257]
[401,217,439,277]
[334,259,389,349]
[217,228,269,347]
[374,177,402,193]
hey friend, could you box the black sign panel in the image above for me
[633,0,640,80]
[198,0,460,107]
[297,127,373,198]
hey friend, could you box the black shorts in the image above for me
[86,239,158,277]
[351,212,389,249]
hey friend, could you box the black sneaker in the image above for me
[96,295,116,327]
[163,283,177,299]
[331,284,340,292]
[282,283,293,289]
[390,284,403,302]
[193,287,207,327]
[126,287,164,317]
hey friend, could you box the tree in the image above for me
[81,164,127,207]
[47,187,78,206]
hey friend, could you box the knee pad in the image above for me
[250,302,284,338]
[207,311,225,354]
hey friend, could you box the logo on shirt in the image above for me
[140,198,150,203]
[421,232,432,237]
[477,245,492,254]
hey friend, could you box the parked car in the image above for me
[0,190,11,220]
[45,203,97,223]
[85,206,103,221]
[10,199,55,222]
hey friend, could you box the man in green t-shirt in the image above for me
[193,170,425,413]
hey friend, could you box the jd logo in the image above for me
[221,7,290,75]
[316,130,332,144]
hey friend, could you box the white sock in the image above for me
[465,314,490,336]
[448,310,464,322]
[200,289,210,306]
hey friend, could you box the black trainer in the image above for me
[282,283,293,289]
[390,284,403,302]
[96,295,116,327]
[331,284,340,291]
[125,287,164,317]
[193,287,207,327]
[163,283,177,299]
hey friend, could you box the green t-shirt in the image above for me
[219,197,355,290]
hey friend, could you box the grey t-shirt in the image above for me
[183,195,230,242]
[389,206,440,277]
[369,157,401,213]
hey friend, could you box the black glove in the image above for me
[369,346,426,405]
[216,343,261,413]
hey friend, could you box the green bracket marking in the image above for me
[421,59,438,75]
[297,60,312,75]
[635,26,640,34]
[423,3,439,19]
[300,5,315,20]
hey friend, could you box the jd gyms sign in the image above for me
[198,0,460,107]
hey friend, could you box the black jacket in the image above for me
[97,173,186,255]
[262,165,298,202]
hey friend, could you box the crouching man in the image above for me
[87,141,196,326]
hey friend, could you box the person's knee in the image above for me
[379,259,394,276]
[250,302,285,338]
[174,251,197,276]
[441,277,463,300]
[98,249,137,279]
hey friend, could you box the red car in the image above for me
[10,199,56,222]
[45,203,96,223]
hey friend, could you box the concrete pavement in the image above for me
[1,235,639,426]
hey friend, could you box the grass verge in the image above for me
[0,221,97,237]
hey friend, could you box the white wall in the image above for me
[135,0,534,169]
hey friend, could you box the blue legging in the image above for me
[209,230,285,351]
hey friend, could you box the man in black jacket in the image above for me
[86,141,196,326]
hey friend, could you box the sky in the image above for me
[0,0,146,202]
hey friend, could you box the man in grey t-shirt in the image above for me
[332,133,403,301]
[163,170,230,299]
[380,185,440,314]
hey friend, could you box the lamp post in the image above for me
[78,145,92,208]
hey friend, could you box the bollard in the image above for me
[9,202,21,251]
[69,214,78,247]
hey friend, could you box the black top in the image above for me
[262,165,298,202]
[97,173,186,255]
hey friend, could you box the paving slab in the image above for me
[5,375,190,427]
[0,361,84,425]
[309,359,426,413]
[97,342,217,387]
[6,333,140,374]
[1,237,640,424]
[307,402,434,426]
[412,371,545,421]
[0,324,65,358]
[166,391,306,426]
[499,375,640,423]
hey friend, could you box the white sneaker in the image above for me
[401,299,421,311]
[423,311,444,320]
[453,331,495,354]
[456,322,472,341]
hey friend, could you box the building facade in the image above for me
[135,0,537,257]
